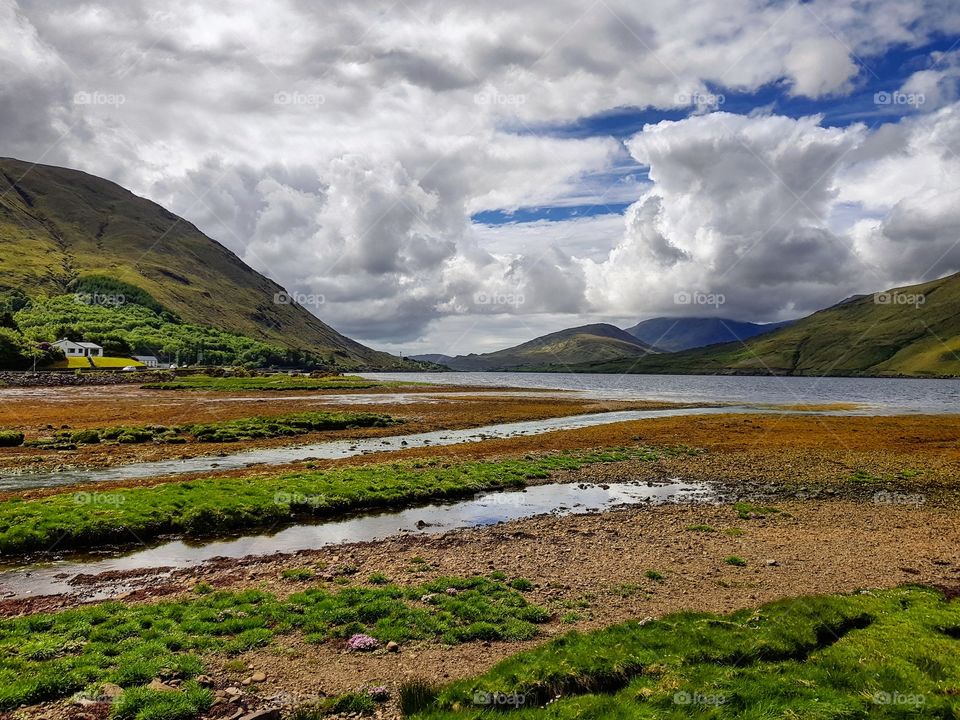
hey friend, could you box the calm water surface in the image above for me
[361,372,960,414]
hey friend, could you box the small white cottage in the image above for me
[52,339,104,358]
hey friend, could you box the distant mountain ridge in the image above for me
[414,323,659,371]
[575,272,960,377]
[0,157,397,368]
[626,317,793,352]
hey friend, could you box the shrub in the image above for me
[398,679,440,717]
[0,431,24,447]
[70,429,101,445]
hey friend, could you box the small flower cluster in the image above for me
[368,686,390,701]
[347,633,380,652]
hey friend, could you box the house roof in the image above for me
[132,355,158,361]
[76,342,103,348]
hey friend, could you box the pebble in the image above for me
[147,679,176,692]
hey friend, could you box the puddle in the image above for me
[0,479,713,601]
[0,405,828,492]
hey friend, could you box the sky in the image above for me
[2,0,960,356]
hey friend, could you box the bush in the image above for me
[0,431,24,447]
[70,429,101,445]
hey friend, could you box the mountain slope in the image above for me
[409,353,456,365]
[435,324,659,371]
[580,273,960,377]
[0,157,393,367]
[626,317,793,352]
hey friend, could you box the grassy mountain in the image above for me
[579,273,960,377]
[434,324,659,371]
[0,157,396,368]
[626,316,792,352]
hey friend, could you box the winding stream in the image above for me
[0,479,713,601]
[1,405,839,492]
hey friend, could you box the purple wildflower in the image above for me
[347,633,380,651]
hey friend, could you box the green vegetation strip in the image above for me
[408,586,959,719]
[0,448,675,555]
[0,576,545,715]
[140,374,407,391]
[10,292,320,369]
[22,411,399,449]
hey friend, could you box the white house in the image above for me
[52,339,103,358]
[132,355,159,367]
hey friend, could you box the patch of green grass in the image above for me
[685,524,715,533]
[0,448,664,556]
[851,468,925,484]
[609,584,644,599]
[733,502,781,520]
[110,681,212,720]
[508,579,533,592]
[280,568,315,581]
[560,612,583,624]
[850,469,884,484]
[41,412,399,447]
[0,578,546,712]
[184,412,399,442]
[723,555,747,567]
[723,527,745,536]
[367,572,390,585]
[412,586,960,719]
[140,374,412,392]
[222,659,247,673]
[644,570,665,582]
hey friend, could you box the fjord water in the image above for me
[360,372,960,414]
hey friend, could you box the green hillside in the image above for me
[0,157,396,368]
[578,273,960,377]
[441,324,659,371]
